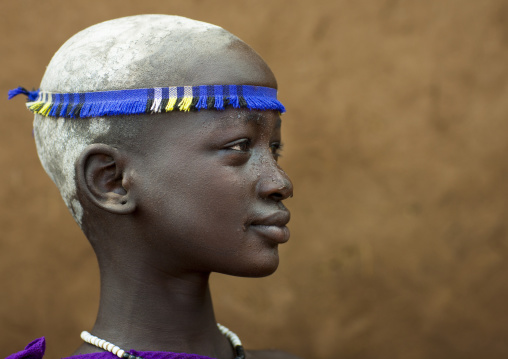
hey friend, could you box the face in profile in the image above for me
[129,107,293,277]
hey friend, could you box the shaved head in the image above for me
[33,15,277,225]
[41,15,276,92]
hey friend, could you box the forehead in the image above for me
[213,111,282,130]
[133,109,282,152]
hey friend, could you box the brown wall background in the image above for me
[1,1,508,358]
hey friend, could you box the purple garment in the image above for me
[5,338,45,359]
[7,338,219,359]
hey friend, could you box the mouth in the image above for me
[249,211,291,243]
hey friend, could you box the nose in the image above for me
[256,158,293,201]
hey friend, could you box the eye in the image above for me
[227,138,251,152]
[270,142,284,160]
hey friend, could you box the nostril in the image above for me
[271,193,283,200]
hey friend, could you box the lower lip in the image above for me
[250,225,290,243]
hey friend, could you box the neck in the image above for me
[74,260,233,359]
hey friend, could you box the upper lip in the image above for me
[250,211,290,227]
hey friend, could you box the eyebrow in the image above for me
[214,111,281,130]
[245,112,262,123]
[245,112,282,129]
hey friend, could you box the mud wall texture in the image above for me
[1,1,508,358]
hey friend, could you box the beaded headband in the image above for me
[8,85,285,119]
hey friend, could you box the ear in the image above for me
[76,144,136,214]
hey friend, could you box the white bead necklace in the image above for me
[81,323,245,359]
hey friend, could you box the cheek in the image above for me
[154,164,252,238]
[189,171,251,226]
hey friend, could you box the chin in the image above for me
[225,252,280,278]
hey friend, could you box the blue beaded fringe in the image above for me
[8,85,285,118]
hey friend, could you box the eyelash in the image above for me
[270,142,284,159]
[226,139,283,159]
[229,139,251,152]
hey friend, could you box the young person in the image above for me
[8,14,298,359]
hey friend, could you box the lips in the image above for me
[249,211,291,243]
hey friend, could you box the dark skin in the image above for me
[71,41,300,359]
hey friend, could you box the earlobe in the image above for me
[76,144,136,214]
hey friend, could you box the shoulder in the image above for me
[6,337,46,359]
[246,349,303,359]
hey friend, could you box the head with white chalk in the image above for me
[10,14,293,278]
